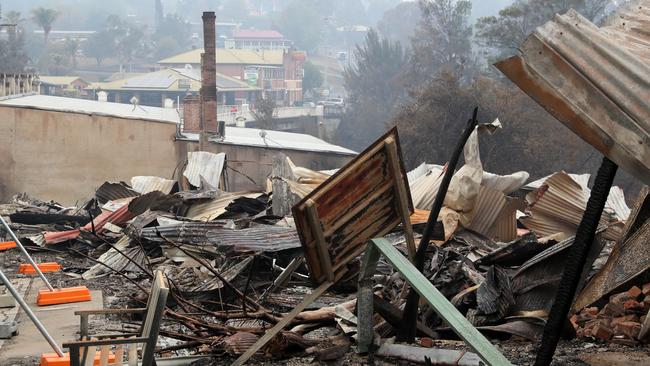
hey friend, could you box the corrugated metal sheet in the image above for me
[524,173,591,191]
[139,222,301,252]
[184,192,261,221]
[95,182,139,204]
[130,176,176,195]
[43,193,171,245]
[190,256,254,292]
[182,128,357,156]
[488,197,526,243]
[205,225,301,252]
[43,203,135,245]
[465,186,507,237]
[495,4,650,185]
[521,172,618,240]
[606,186,631,221]
[409,164,445,210]
[82,237,144,279]
[139,220,233,243]
[574,186,650,311]
[511,228,606,313]
[183,151,225,189]
[407,163,444,185]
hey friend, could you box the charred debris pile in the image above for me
[1,117,647,365]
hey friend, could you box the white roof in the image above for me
[182,128,357,156]
[0,94,356,156]
[0,94,180,124]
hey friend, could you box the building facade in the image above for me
[0,94,355,204]
[158,48,304,106]
[89,68,261,107]
[225,29,293,51]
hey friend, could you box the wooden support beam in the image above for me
[232,281,333,366]
[385,137,417,261]
[305,199,334,282]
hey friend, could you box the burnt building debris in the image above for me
[2,2,650,366]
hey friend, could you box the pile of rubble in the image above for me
[573,283,650,345]
[0,124,646,365]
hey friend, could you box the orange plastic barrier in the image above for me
[19,262,62,275]
[37,286,92,306]
[41,352,115,366]
[0,241,16,251]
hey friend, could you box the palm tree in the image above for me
[4,10,23,25]
[31,7,58,45]
[63,37,79,68]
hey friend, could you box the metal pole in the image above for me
[534,156,617,365]
[0,268,65,356]
[397,107,479,342]
[0,216,55,291]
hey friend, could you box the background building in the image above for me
[0,94,355,203]
[90,67,261,107]
[226,29,293,51]
[39,76,90,97]
[158,48,304,106]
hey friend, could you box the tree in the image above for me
[48,51,69,76]
[252,97,276,130]
[106,15,145,72]
[31,7,58,45]
[335,29,409,151]
[408,0,474,86]
[153,14,190,48]
[302,61,323,97]
[63,37,79,69]
[476,0,614,56]
[4,11,23,27]
[155,36,181,60]
[84,30,113,66]
[377,2,421,47]
[393,71,600,180]
[274,0,323,52]
[0,10,28,73]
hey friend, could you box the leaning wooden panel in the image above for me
[293,127,414,284]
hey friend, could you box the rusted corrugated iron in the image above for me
[293,127,415,284]
[139,221,301,252]
[138,221,232,243]
[206,225,301,253]
[574,186,650,311]
[43,193,171,244]
[495,4,650,185]
[521,172,619,240]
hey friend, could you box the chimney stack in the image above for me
[200,11,217,134]
[182,93,200,133]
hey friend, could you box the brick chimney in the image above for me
[200,11,217,134]
[182,93,200,133]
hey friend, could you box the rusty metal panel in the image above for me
[293,128,414,284]
[574,186,650,311]
[495,6,650,185]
